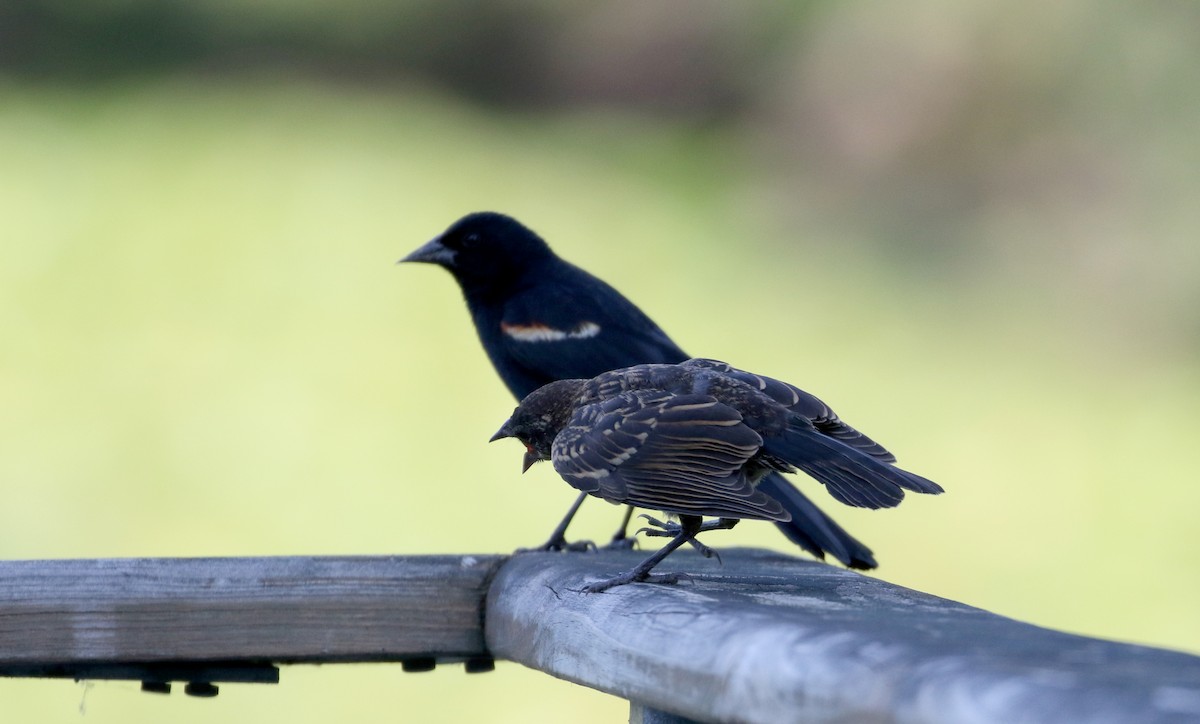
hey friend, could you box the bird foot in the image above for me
[636,514,674,537]
[599,535,638,552]
[575,570,691,594]
[635,515,721,562]
[517,537,596,554]
[696,544,722,564]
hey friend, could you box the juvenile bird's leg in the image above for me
[581,515,706,593]
[639,515,740,538]
[522,492,595,553]
[637,515,738,562]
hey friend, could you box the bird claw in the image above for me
[575,570,691,594]
[635,517,721,562]
[695,543,722,564]
[600,535,638,551]
[636,526,673,539]
[636,514,679,538]
[517,537,597,554]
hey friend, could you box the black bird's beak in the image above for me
[398,237,456,267]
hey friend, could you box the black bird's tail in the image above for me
[767,426,944,510]
[757,471,878,570]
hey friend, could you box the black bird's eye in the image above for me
[462,233,480,248]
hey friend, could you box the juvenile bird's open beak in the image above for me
[398,237,456,266]
[490,419,540,474]
[489,419,514,443]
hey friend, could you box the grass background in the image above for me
[1,73,1197,721]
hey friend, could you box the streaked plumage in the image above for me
[492,359,943,591]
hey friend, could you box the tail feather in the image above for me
[757,472,877,569]
[765,426,943,510]
[813,419,896,462]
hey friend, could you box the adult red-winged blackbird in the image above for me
[402,212,877,568]
[491,359,943,592]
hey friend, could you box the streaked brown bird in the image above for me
[491,358,943,592]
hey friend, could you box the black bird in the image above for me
[491,359,943,592]
[401,211,877,567]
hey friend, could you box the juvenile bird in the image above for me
[491,359,943,592]
[401,212,877,568]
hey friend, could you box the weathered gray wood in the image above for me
[629,703,704,724]
[6,549,1200,721]
[0,555,504,678]
[486,548,1200,724]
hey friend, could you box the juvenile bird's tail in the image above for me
[757,472,879,570]
[766,425,944,510]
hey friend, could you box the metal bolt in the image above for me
[141,681,171,694]
[184,681,219,697]
[401,657,437,673]
[464,657,495,674]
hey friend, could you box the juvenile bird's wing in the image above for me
[761,418,944,509]
[551,391,788,522]
[682,358,896,462]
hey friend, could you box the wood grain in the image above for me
[0,555,504,674]
[486,548,1200,724]
[4,548,1199,722]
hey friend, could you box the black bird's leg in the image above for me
[600,506,638,550]
[581,515,706,593]
[523,492,595,553]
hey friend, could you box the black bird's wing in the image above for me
[551,391,789,522]
[496,266,688,388]
[681,358,896,462]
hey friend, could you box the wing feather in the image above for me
[682,358,897,462]
[551,391,788,522]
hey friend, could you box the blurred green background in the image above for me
[2,1,1198,721]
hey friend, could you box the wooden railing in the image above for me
[2,549,1198,722]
